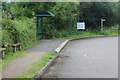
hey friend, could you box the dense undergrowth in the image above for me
[50,25,119,39]
[1,18,39,53]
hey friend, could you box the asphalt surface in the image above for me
[28,39,65,52]
[41,37,118,78]
[2,39,65,78]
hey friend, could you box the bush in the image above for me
[100,25,119,35]
[2,18,38,53]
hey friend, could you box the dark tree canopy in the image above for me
[2,2,119,32]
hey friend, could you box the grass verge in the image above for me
[53,30,118,39]
[16,51,57,79]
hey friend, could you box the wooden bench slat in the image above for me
[0,48,6,51]
[12,43,21,47]
[4,43,11,47]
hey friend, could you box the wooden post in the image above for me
[1,51,5,59]
[13,46,17,53]
[18,43,21,51]
[0,48,6,59]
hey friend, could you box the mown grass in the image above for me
[0,59,2,71]
[53,32,100,39]
[16,51,57,79]
[0,51,29,70]
[53,28,118,39]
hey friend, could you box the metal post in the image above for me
[36,17,39,40]
[40,17,43,39]
[36,17,44,40]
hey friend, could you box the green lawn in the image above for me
[53,30,118,39]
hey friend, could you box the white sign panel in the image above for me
[77,22,85,29]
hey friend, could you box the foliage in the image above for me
[1,2,119,49]
[43,2,79,38]
[78,2,118,31]
[100,25,119,35]
[52,25,118,39]
[2,18,39,53]
[7,2,118,36]
[10,2,56,18]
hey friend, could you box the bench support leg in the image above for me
[1,51,5,59]
[13,47,17,53]
[19,45,21,51]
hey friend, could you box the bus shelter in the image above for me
[34,11,55,40]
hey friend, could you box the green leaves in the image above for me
[79,2,118,31]
[2,2,118,39]
[2,18,38,53]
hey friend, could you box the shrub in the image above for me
[2,18,38,53]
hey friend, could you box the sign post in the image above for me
[101,18,105,32]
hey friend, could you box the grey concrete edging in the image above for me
[33,39,69,79]
[33,35,117,79]
[70,35,117,41]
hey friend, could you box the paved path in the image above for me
[41,37,118,78]
[2,39,64,78]
[28,39,65,52]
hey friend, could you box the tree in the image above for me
[10,2,56,18]
[78,2,118,31]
